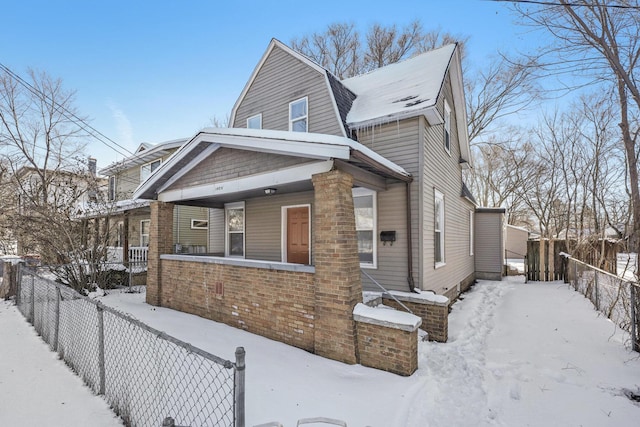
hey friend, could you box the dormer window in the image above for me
[140,159,161,182]
[444,100,451,154]
[289,97,308,132]
[247,114,262,129]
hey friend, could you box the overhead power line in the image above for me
[488,0,640,9]
[0,62,134,159]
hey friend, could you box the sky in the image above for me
[4,275,640,425]
[0,0,537,169]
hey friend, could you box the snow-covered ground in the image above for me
[3,276,640,426]
[0,301,122,426]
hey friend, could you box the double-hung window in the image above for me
[434,189,445,267]
[289,97,308,132]
[225,202,245,257]
[444,100,451,154]
[140,159,162,182]
[353,188,377,268]
[247,114,262,129]
[140,219,150,247]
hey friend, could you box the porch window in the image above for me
[289,97,308,132]
[353,188,377,268]
[444,100,451,154]
[247,114,262,129]
[191,219,209,230]
[225,202,245,257]
[434,189,445,267]
[140,219,150,247]
[108,176,116,201]
[140,159,162,182]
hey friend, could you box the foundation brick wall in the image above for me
[383,296,449,342]
[355,321,418,376]
[160,258,316,351]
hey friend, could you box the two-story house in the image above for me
[98,139,211,263]
[132,39,477,371]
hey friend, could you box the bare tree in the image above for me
[513,0,640,251]
[0,67,118,291]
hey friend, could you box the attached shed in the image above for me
[475,208,505,281]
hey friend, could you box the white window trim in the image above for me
[353,187,377,269]
[281,204,312,264]
[434,189,445,268]
[469,210,474,256]
[247,113,262,129]
[225,201,245,258]
[289,96,308,132]
[140,159,162,182]
[444,100,451,155]
[191,219,209,230]
[140,219,150,247]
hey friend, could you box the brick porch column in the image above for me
[312,169,362,364]
[147,201,174,306]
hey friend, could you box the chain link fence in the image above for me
[15,264,245,427]
[563,254,640,352]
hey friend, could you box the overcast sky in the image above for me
[1,0,535,168]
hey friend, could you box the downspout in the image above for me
[406,181,417,293]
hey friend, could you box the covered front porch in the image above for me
[138,128,419,372]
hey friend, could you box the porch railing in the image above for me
[106,246,149,264]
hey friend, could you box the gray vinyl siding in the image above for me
[475,211,505,278]
[245,192,314,262]
[355,119,420,292]
[420,73,475,295]
[208,208,225,256]
[172,206,209,251]
[233,45,344,136]
[113,151,178,201]
[166,148,313,191]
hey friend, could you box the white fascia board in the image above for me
[347,104,439,129]
[158,160,334,202]
[210,133,350,160]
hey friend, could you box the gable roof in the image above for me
[133,127,411,201]
[99,137,188,176]
[229,39,352,138]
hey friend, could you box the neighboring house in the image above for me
[97,139,212,262]
[1,161,106,257]
[132,39,478,373]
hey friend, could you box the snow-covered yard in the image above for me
[3,276,640,426]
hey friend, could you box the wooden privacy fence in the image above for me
[526,239,569,282]
[527,238,622,282]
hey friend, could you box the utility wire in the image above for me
[488,0,640,9]
[0,62,134,159]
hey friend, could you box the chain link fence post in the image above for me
[53,287,61,352]
[235,346,246,427]
[97,303,106,395]
[30,272,35,323]
[632,284,639,352]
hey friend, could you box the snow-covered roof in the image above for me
[342,44,456,128]
[99,138,189,176]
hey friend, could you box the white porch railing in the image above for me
[106,246,149,264]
